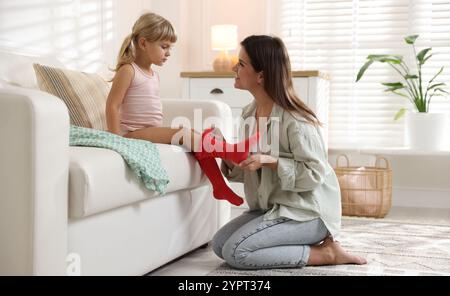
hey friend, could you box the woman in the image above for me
[211,35,367,269]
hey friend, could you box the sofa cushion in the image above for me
[0,51,64,89]
[33,63,109,130]
[69,143,209,218]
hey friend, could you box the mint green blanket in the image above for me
[69,125,169,195]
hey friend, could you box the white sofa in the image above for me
[0,51,232,275]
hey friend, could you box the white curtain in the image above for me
[281,0,450,148]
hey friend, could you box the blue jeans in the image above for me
[212,210,329,270]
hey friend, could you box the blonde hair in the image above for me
[113,12,177,73]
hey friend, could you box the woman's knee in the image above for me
[211,227,232,259]
[221,237,253,270]
[211,233,224,259]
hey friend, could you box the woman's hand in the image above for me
[238,154,278,171]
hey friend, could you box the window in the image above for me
[0,0,116,73]
[281,0,450,148]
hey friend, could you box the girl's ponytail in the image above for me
[113,34,135,73]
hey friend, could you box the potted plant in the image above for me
[356,35,449,150]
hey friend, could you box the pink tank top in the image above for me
[119,62,163,135]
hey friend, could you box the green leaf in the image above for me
[435,88,450,95]
[427,82,446,91]
[382,82,405,92]
[356,60,373,82]
[429,66,444,84]
[367,54,403,64]
[422,54,433,65]
[405,35,419,44]
[382,82,404,87]
[394,108,407,120]
[417,48,432,65]
[405,74,419,79]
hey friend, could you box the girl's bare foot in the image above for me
[307,237,367,266]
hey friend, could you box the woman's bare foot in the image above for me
[307,237,367,266]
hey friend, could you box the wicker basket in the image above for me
[334,154,392,218]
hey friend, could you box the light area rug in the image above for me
[207,217,450,276]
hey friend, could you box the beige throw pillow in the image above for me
[33,63,109,130]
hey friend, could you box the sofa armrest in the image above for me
[161,99,234,141]
[0,88,69,275]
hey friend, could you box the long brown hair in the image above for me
[241,35,321,126]
[113,12,177,73]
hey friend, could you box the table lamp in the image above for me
[211,24,238,72]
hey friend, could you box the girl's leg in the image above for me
[212,210,264,259]
[221,214,366,270]
[124,126,197,148]
[125,126,259,163]
[124,126,244,205]
[195,157,244,206]
[195,128,260,164]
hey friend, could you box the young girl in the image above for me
[212,35,367,269]
[105,13,259,206]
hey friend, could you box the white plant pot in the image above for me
[405,112,447,150]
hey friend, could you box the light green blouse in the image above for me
[221,101,341,238]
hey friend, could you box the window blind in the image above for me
[281,0,450,148]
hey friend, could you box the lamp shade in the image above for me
[211,25,238,51]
